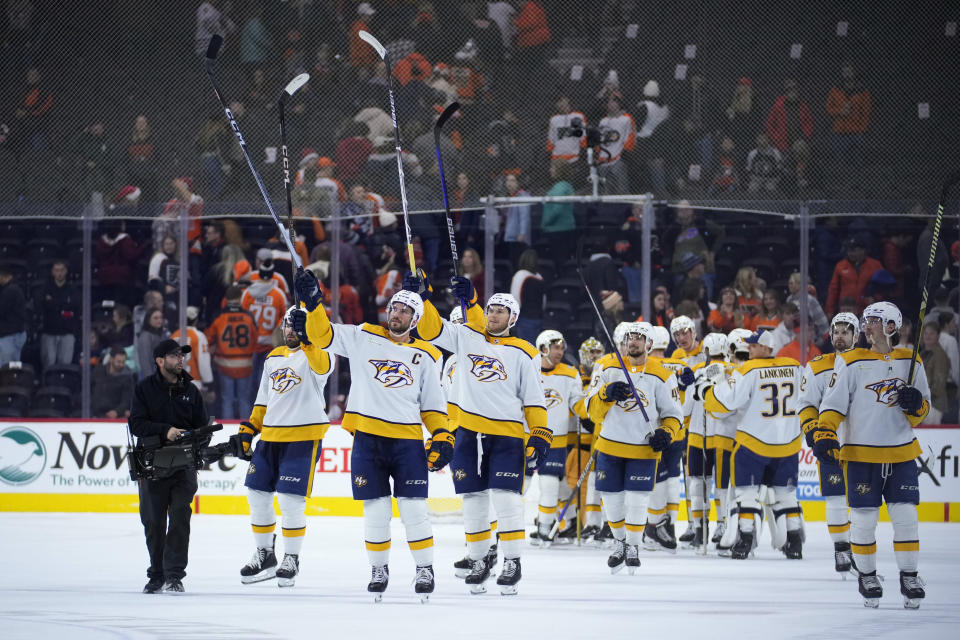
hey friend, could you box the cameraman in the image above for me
[129,339,208,594]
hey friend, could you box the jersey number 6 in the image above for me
[759,382,796,418]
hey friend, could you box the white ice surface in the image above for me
[2,513,958,639]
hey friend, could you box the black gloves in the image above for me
[649,428,672,452]
[450,275,475,304]
[601,381,632,402]
[293,267,323,312]
[289,308,310,345]
[677,367,695,390]
[897,385,923,415]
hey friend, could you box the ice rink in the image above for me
[2,513,958,639]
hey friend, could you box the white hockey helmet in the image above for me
[281,305,301,331]
[613,321,633,347]
[536,329,565,354]
[728,328,752,356]
[830,311,860,344]
[635,321,655,352]
[387,289,424,327]
[702,332,728,358]
[861,301,902,336]
[670,315,696,340]
[651,325,670,351]
[449,305,464,324]
[485,292,520,328]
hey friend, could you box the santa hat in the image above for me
[113,185,141,204]
[643,80,659,98]
[299,148,320,167]
[176,176,194,192]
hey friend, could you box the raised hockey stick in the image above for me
[698,403,709,556]
[203,35,301,268]
[358,30,417,274]
[277,72,310,295]
[434,101,466,318]
[907,171,960,385]
[547,448,598,541]
[575,240,651,424]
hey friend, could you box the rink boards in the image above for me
[1,419,958,522]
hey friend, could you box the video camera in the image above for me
[558,117,620,151]
[128,424,243,481]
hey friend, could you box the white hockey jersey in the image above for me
[797,352,844,444]
[671,342,708,368]
[818,347,931,463]
[249,344,332,442]
[417,301,547,441]
[689,359,737,450]
[441,354,458,429]
[305,309,447,440]
[587,354,683,459]
[596,112,636,164]
[542,362,587,448]
[705,356,803,457]
[546,111,587,161]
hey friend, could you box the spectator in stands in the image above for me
[95,219,141,306]
[541,159,577,264]
[732,265,763,316]
[826,236,883,315]
[674,252,706,301]
[596,93,635,195]
[678,275,710,325]
[776,320,821,366]
[241,269,288,383]
[460,247,486,306]
[721,77,757,165]
[72,120,116,196]
[881,230,912,301]
[454,171,483,250]
[195,110,231,200]
[677,72,718,176]
[239,2,270,73]
[768,302,799,355]
[837,295,858,316]
[37,260,79,370]
[500,173,531,268]
[135,308,168,379]
[513,1,551,89]
[154,177,203,253]
[585,241,626,311]
[937,312,959,389]
[745,133,783,193]
[92,347,134,419]
[106,303,135,350]
[786,272,828,341]
[510,249,544,343]
[334,121,373,184]
[127,115,157,201]
[547,93,586,168]
[170,307,214,395]
[707,287,744,333]
[203,243,245,322]
[648,287,674,328]
[926,287,954,329]
[195,0,235,56]
[916,205,951,292]
[826,62,871,167]
[635,80,671,195]
[349,3,377,70]
[666,200,722,300]
[133,290,163,346]
[0,266,26,367]
[148,235,179,297]
[921,321,949,425]
[206,285,257,420]
[12,66,52,150]
[765,78,813,153]
[709,136,739,194]
[751,289,782,333]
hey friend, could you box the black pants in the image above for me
[139,469,198,581]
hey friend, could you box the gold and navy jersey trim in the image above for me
[807,352,837,376]
[450,403,526,438]
[360,324,441,361]
[736,356,801,375]
[840,439,921,463]
[839,347,921,367]
[542,363,578,379]
[735,431,801,457]
[343,410,426,440]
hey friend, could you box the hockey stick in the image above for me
[547,448,598,540]
[277,72,310,296]
[575,240,651,424]
[358,30,417,274]
[907,171,960,385]
[698,404,709,556]
[434,101,466,318]
[203,35,301,268]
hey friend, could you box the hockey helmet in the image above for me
[536,329,565,354]
[650,325,670,352]
[670,315,696,340]
[449,305,464,324]
[281,305,301,331]
[578,337,603,366]
[728,328,752,355]
[830,311,860,346]
[702,332,728,358]
[861,301,901,336]
[485,292,520,328]
[387,289,424,327]
[613,321,633,347]
[634,321,655,352]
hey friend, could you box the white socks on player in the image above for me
[888,502,919,572]
[850,506,880,574]
[688,476,710,524]
[585,472,602,528]
[735,484,761,533]
[491,489,524,559]
[665,476,680,524]
[624,490,650,545]
[599,491,626,541]
[248,488,277,549]
[364,496,393,566]
[398,497,434,567]
[824,495,850,544]
[278,492,306,555]
[646,479,667,525]
[538,475,560,533]
[463,490,493,560]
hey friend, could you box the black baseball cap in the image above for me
[153,339,192,359]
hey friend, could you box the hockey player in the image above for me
[642,324,690,552]
[578,337,604,386]
[576,336,606,541]
[669,315,705,544]
[295,269,449,602]
[797,312,860,577]
[234,305,332,588]
[816,302,930,609]
[698,329,804,560]
[685,333,730,549]
[531,330,587,545]
[411,273,548,595]
[588,322,682,573]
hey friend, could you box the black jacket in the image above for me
[37,279,80,335]
[0,280,26,337]
[129,369,208,442]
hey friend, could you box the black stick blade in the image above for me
[204,35,223,73]
[435,102,460,132]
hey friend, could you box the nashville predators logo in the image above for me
[828,473,842,485]
[596,470,607,481]
[617,389,650,412]
[353,475,368,488]
[467,354,507,382]
[369,359,414,388]
[865,377,906,407]
[446,364,455,385]
[855,482,871,496]
[247,464,256,475]
[269,367,301,394]
[544,388,562,409]
[454,468,467,481]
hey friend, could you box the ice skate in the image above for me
[899,571,925,609]
[711,520,725,544]
[453,555,472,579]
[859,571,882,608]
[594,522,614,547]
[240,542,278,584]
[496,558,521,595]
[731,531,754,560]
[679,519,696,544]
[485,542,499,575]
[691,524,709,550]
[276,553,299,587]
[465,558,490,594]
[643,521,677,553]
[414,565,434,603]
[833,542,852,577]
[608,539,627,574]
[368,564,389,602]
[580,524,601,541]
[782,530,802,560]
[625,544,640,575]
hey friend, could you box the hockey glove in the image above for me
[426,429,455,471]
[232,422,257,460]
[802,419,819,448]
[289,308,311,345]
[525,427,553,472]
[677,367,696,391]
[601,381,632,402]
[294,267,324,312]
[401,269,433,301]
[450,275,475,306]
[692,379,714,402]
[649,427,672,452]
[811,429,840,463]
[579,418,595,434]
[896,385,924,415]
